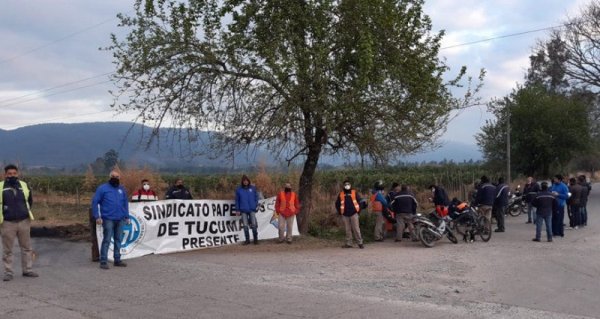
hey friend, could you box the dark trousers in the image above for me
[493,205,505,231]
[89,208,99,262]
[570,205,581,227]
[581,205,588,226]
[552,205,565,237]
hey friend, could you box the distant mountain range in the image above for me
[0,122,482,171]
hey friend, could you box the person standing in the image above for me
[0,164,38,281]
[532,182,557,242]
[370,180,388,242]
[474,176,495,222]
[335,180,365,249]
[568,177,583,229]
[274,182,300,244]
[165,178,193,200]
[578,175,591,227]
[235,175,259,245]
[429,184,450,218]
[523,177,540,224]
[131,179,158,202]
[92,170,130,269]
[493,177,509,232]
[390,185,418,242]
[550,174,569,238]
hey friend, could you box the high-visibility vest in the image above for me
[370,193,383,212]
[339,190,360,214]
[277,191,297,214]
[0,180,35,224]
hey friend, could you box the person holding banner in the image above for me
[92,170,130,269]
[131,179,158,202]
[235,175,260,245]
[275,182,301,244]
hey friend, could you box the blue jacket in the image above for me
[475,183,496,206]
[494,183,509,207]
[550,181,569,208]
[235,185,259,213]
[532,190,558,217]
[91,183,129,221]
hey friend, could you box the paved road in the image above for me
[1,185,599,318]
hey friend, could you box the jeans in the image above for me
[100,219,125,264]
[552,206,565,237]
[581,205,588,226]
[241,212,258,242]
[535,214,552,241]
[527,203,536,222]
[570,205,581,227]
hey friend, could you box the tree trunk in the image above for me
[297,145,322,234]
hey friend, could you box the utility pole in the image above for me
[507,111,511,184]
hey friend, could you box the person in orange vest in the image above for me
[335,179,366,249]
[370,180,389,242]
[274,182,301,244]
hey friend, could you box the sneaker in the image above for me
[494,229,505,233]
[547,238,553,242]
[342,244,353,248]
[526,221,532,224]
[100,263,109,270]
[242,241,250,245]
[358,244,364,249]
[286,241,292,244]
[374,239,384,242]
[22,271,39,277]
[532,238,541,242]
[276,240,285,244]
[3,274,13,281]
[253,239,259,245]
[394,239,402,242]
[114,261,127,267]
[574,226,579,230]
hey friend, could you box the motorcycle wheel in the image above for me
[508,203,522,217]
[477,215,492,242]
[446,230,458,244]
[418,226,437,248]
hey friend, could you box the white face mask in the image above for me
[344,185,351,190]
[143,184,150,191]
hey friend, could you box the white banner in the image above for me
[96,197,299,260]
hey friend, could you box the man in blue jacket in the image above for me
[532,182,557,242]
[474,175,496,223]
[235,175,259,245]
[550,174,569,238]
[493,177,509,232]
[92,170,130,269]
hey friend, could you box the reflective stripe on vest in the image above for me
[278,191,297,213]
[340,190,360,214]
[0,180,34,224]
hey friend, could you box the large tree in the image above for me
[107,0,483,233]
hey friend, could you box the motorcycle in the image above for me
[413,211,458,248]
[507,185,526,217]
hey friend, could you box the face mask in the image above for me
[177,184,184,189]
[109,178,120,186]
[6,176,18,184]
[284,187,291,192]
[143,184,150,191]
[344,185,351,190]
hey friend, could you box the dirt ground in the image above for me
[3,188,598,318]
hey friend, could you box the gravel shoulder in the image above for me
[1,186,599,318]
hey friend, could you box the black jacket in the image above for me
[165,186,193,200]
[532,190,558,217]
[432,186,449,206]
[569,183,583,207]
[494,183,509,207]
[2,180,32,221]
[475,183,496,206]
[580,182,590,206]
[523,182,540,203]
[390,191,418,215]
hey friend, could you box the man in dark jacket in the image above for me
[429,184,450,218]
[474,176,496,222]
[165,178,193,200]
[92,170,130,269]
[1,164,38,281]
[235,175,259,245]
[390,185,418,242]
[532,182,557,242]
[335,180,365,249]
[523,177,540,224]
[568,177,583,229]
[578,175,591,227]
[493,177,509,232]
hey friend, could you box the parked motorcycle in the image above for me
[507,185,526,217]
[413,211,458,248]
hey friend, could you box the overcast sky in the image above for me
[0,0,592,145]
